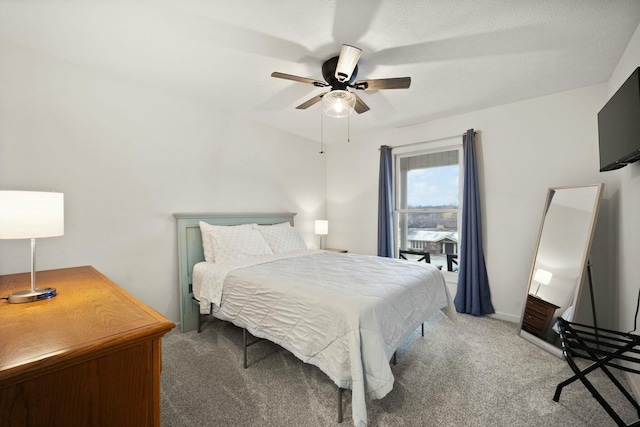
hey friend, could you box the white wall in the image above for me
[327,82,619,323]
[0,40,326,325]
[606,22,640,393]
[607,22,640,336]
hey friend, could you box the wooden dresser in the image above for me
[522,294,560,338]
[0,266,175,427]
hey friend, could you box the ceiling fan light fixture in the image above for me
[335,45,362,83]
[323,90,356,118]
[271,44,410,116]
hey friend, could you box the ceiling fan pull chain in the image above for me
[320,107,324,154]
[347,114,350,143]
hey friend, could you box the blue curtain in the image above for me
[454,130,495,316]
[377,145,394,257]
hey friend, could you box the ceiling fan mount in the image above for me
[271,44,411,115]
[321,56,358,90]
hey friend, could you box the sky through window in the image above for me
[407,165,459,208]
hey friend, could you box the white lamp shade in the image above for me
[315,220,328,236]
[323,90,356,118]
[533,268,553,286]
[335,44,362,83]
[0,191,64,239]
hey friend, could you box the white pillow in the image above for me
[207,224,273,263]
[199,221,217,262]
[253,223,308,254]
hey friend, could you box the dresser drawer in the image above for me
[523,311,547,334]
[526,298,555,316]
[523,294,560,338]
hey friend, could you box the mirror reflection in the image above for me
[519,184,603,355]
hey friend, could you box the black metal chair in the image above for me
[399,249,430,263]
[446,254,458,272]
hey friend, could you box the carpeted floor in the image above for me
[160,312,639,426]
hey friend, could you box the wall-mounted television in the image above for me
[598,66,640,172]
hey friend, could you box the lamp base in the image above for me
[8,287,57,304]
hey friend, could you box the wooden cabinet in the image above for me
[0,266,175,427]
[522,294,560,338]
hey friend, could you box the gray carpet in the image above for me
[160,312,639,426]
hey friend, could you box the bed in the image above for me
[174,212,455,427]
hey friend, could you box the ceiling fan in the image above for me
[271,45,411,116]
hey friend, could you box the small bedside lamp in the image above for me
[0,191,64,303]
[315,220,328,250]
[533,268,553,296]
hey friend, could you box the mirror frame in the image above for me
[518,183,604,357]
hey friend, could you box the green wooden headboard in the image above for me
[173,212,296,332]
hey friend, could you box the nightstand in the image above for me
[325,248,348,253]
[522,294,560,338]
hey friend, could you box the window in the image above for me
[395,142,463,272]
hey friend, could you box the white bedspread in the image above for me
[192,250,455,427]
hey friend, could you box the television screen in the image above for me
[598,67,640,172]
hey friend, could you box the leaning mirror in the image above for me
[519,183,604,357]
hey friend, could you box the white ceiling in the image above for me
[1,1,639,142]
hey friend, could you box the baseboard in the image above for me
[440,273,520,325]
[488,311,521,323]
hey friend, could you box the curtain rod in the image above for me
[384,130,480,150]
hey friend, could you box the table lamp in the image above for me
[533,268,553,296]
[0,191,64,303]
[315,220,328,250]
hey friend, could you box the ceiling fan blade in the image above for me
[353,93,370,114]
[296,93,326,110]
[353,77,411,91]
[271,72,329,88]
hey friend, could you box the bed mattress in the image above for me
[193,250,454,426]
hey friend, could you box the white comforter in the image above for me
[192,250,455,427]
